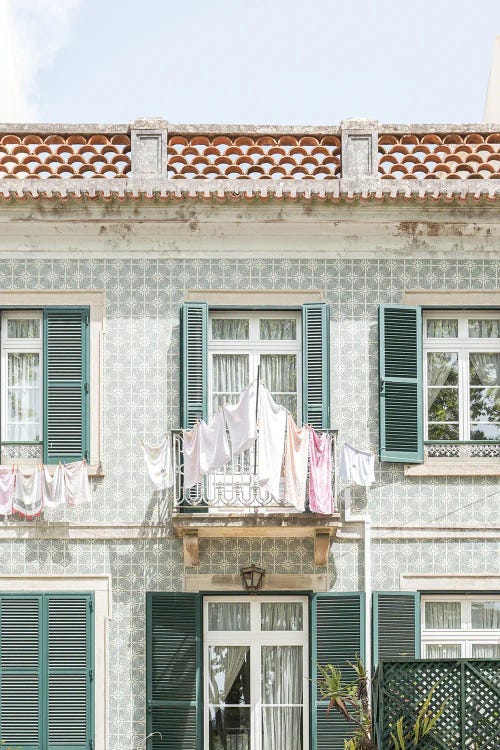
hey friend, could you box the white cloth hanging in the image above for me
[182,422,203,489]
[64,461,91,505]
[283,414,309,511]
[13,468,43,516]
[0,468,15,515]
[41,464,66,508]
[340,442,375,487]
[257,385,287,500]
[199,410,230,474]
[223,382,257,455]
[142,434,173,491]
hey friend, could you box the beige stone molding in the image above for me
[400,574,500,592]
[186,290,323,305]
[403,290,500,306]
[184,573,328,593]
[405,460,500,477]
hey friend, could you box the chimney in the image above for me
[484,35,500,122]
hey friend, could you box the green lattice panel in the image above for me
[374,660,500,750]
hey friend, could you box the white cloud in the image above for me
[0,0,81,121]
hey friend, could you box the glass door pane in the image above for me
[426,352,459,440]
[469,353,500,440]
[212,354,249,413]
[261,645,303,750]
[209,646,251,750]
[7,352,41,441]
[260,354,297,417]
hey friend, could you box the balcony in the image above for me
[171,429,341,566]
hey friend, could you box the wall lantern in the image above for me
[240,564,266,591]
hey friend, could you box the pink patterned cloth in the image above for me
[308,428,333,514]
[0,468,15,515]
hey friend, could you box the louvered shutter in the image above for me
[311,593,365,750]
[44,308,89,464]
[373,592,420,666]
[379,305,423,463]
[0,595,42,749]
[47,595,93,750]
[302,303,330,429]
[181,303,208,429]
[147,593,202,750]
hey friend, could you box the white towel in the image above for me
[64,461,91,505]
[41,465,66,508]
[199,411,230,474]
[340,442,375,487]
[223,382,257,455]
[0,468,15,515]
[182,422,203,489]
[257,385,287,500]
[142,434,173,491]
[13,468,43,516]
[283,414,309,511]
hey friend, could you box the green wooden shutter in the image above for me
[373,592,420,667]
[44,308,89,464]
[379,304,423,463]
[0,595,42,750]
[302,303,330,429]
[0,593,93,750]
[181,303,208,429]
[47,595,93,750]
[311,593,365,750]
[147,593,202,750]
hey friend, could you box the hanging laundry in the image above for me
[199,410,230,474]
[13,468,43,517]
[308,429,333,514]
[64,461,91,506]
[41,464,66,508]
[340,442,375,487]
[283,414,309,511]
[223,382,257,455]
[142,434,173,491]
[0,468,15,515]
[182,422,203,489]
[257,385,287,500]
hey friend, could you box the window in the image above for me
[0,592,94,748]
[421,596,500,659]
[204,596,308,750]
[424,312,500,441]
[0,308,89,465]
[208,311,301,420]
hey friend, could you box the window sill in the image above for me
[1,463,104,478]
[405,459,500,477]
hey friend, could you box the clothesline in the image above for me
[0,460,91,517]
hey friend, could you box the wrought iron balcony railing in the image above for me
[172,429,337,512]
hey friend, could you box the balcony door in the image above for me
[204,595,308,750]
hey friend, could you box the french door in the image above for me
[204,595,308,750]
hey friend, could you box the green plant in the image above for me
[389,683,448,750]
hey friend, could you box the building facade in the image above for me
[0,119,498,750]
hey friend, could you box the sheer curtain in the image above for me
[212,354,249,412]
[427,352,458,409]
[261,601,303,631]
[425,602,461,629]
[7,352,41,441]
[472,644,500,658]
[469,353,500,386]
[426,644,461,659]
[471,602,500,629]
[262,646,303,750]
[208,602,251,631]
[209,646,249,705]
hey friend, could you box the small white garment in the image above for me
[223,382,257,455]
[64,461,91,506]
[257,385,287,500]
[199,410,230,474]
[142,434,173,491]
[13,468,43,516]
[182,422,203,489]
[0,468,15,515]
[340,442,375,487]
[41,465,66,508]
[283,414,310,511]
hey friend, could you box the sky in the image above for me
[0,0,499,126]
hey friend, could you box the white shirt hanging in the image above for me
[41,464,66,508]
[142,434,173,491]
[340,442,375,487]
[223,382,257,455]
[199,410,230,474]
[257,385,287,500]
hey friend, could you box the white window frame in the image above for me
[203,594,309,750]
[421,594,500,658]
[423,311,500,441]
[208,310,302,421]
[0,310,43,444]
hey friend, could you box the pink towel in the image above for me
[0,468,15,515]
[308,429,333,514]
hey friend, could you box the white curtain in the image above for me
[425,644,461,659]
[208,602,250,631]
[260,319,296,340]
[212,319,249,340]
[209,646,249,705]
[425,602,461,629]
[212,354,249,412]
[427,319,458,338]
[472,644,500,658]
[469,319,500,338]
[469,353,500,386]
[261,602,303,631]
[7,318,40,338]
[427,352,458,409]
[262,646,303,750]
[7,352,41,441]
[471,602,500,629]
